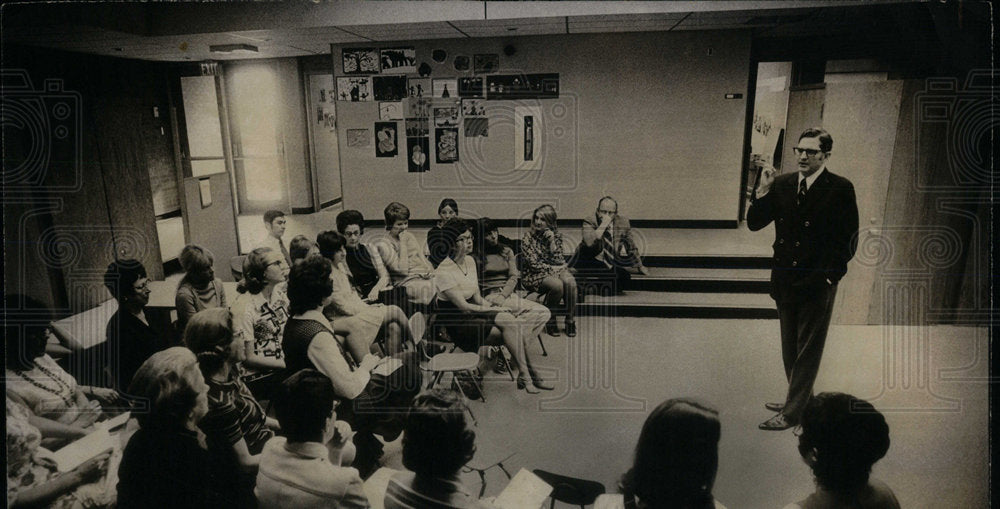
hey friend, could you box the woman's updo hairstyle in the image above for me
[183,307,235,375]
[238,247,274,295]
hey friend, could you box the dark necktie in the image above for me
[278,238,290,265]
[797,179,808,207]
[601,227,616,269]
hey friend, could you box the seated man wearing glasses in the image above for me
[573,196,647,295]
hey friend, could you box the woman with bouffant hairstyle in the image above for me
[230,247,289,399]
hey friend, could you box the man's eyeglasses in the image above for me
[792,147,823,157]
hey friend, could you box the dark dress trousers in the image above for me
[746,169,859,422]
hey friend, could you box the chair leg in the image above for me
[536,333,548,356]
[477,469,488,498]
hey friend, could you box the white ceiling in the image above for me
[2,0,923,62]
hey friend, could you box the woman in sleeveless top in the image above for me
[336,209,391,301]
[374,202,436,306]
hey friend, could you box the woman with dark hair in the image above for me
[425,198,458,268]
[317,230,414,355]
[288,234,320,264]
[117,347,239,508]
[596,398,726,509]
[434,218,552,393]
[785,393,899,509]
[384,389,495,509]
[375,202,436,306]
[184,308,277,473]
[282,255,421,477]
[229,247,290,398]
[104,258,174,390]
[336,209,391,302]
[520,204,579,337]
[175,244,228,334]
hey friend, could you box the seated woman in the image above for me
[318,230,414,355]
[184,308,277,473]
[336,209,392,302]
[434,218,551,393]
[425,198,459,268]
[288,234,320,264]
[595,398,727,509]
[229,247,289,399]
[784,393,899,509]
[384,389,496,509]
[374,202,436,307]
[5,294,121,438]
[520,204,578,337]
[472,217,550,343]
[118,347,239,508]
[282,255,421,478]
[104,258,174,391]
[175,244,228,334]
[255,369,369,509]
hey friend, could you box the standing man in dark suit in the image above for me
[747,127,859,431]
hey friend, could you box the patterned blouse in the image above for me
[5,355,86,425]
[230,283,289,377]
[199,371,274,455]
[520,228,568,292]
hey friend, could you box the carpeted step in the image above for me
[576,290,777,319]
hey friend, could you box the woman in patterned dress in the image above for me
[520,204,579,337]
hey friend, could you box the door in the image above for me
[305,72,343,208]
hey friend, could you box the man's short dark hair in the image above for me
[275,369,337,443]
[286,255,333,316]
[402,389,476,478]
[336,210,365,234]
[104,259,147,301]
[263,210,286,225]
[799,127,833,153]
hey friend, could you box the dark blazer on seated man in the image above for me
[574,196,647,292]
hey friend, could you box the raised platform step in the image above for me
[641,254,772,269]
[576,291,777,319]
[628,267,771,293]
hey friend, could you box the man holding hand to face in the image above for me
[574,196,648,294]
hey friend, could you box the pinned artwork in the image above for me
[453,55,470,72]
[379,102,404,121]
[474,54,499,74]
[373,75,407,101]
[514,105,542,170]
[405,118,429,138]
[380,47,416,74]
[487,73,559,100]
[375,122,398,157]
[432,78,458,98]
[458,77,484,98]
[435,127,459,163]
[461,99,485,117]
[464,117,488,137]
[343,48,379,74]
[347,129,370,148]
[407,78,431,98]
[405,97,431,119]
[434,104,460,127]
[337,77,372,102]
[407,137,429,173]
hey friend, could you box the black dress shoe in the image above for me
[545,321,560,337]
[758,413,795,431]
[565,320,577,337]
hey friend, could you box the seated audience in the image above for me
[257,209,291,265]
[230,247,290,399]
[104,258,174,391]
[175,244,228,333]
[784,393,899,509]
[184,308,277,472]
[255,369,369,508]
[375,202,436,306]
[289,234,320,264]
[573,196,647,293]
[520,204,578,337]
[6,294,120,434]
[434,218,551,393]
[282,255,421,477]
[336,209,391,302]
[318,230,414,356]
[118,347,239,508]
[384,389,496,509]
[425,198,459,268]
[596,398,726,509]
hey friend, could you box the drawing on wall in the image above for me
[319,88,329,103]
[408,78,430,98]
[474,54,499,74]
[487,73,559,100]
[458,77,483,98]
[405,118,429,137]
[337,77,371,102]
[347,129,370,148]
[434,105,460,127]
[373,75,407,101]
[405,97,431,118]
[407,137,429,173]
[514,105,542,170]
[380,47,416,74]
[461,99,485,117]
[432,78,458,98]
[343,48,379,74]
[317,105,336,130]
[435,127,459,163]
[375,122,398,157]
[453,55,470,72]
[464,117,488,137]
[379,102,404,121]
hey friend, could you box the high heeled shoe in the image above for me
[530,372,554,391]
[516,376,540,394]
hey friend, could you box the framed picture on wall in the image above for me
[432,78,458,98]
[379,102,404,121]
[464,117,488,137]
[375,122,398,157]
[407,137,429,172]
[343,48,379,74]
[405,118,429,137]
[407,77,431,98]
[337,77,371,102]
[461,99,485,117]
[373,75,407,101]
[474,54,499,74]
[458,77,484,98]
[435,127,459,163]
[347,129,370,148]
[380,47,416,74]
[434,105,459,127]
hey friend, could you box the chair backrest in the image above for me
[230,255,246,281]
[532,469,606,508]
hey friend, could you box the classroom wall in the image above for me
[324,30,752,222]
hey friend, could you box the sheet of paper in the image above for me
[372,358,403,377]
[98,412,130,432]
[51,428,114,473]
[494,468,552,509]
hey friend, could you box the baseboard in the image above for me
[291,206,315,215]
[362,218,739,229]
[320,197,343,209]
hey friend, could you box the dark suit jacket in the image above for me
[578,214,642,268]
[747,169,859,302]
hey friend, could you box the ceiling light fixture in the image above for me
[209,43,259,54]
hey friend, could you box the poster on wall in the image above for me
[433,104,460,127]
[474,54,499,74]
[337,77,371,102]
[343,48,380,74]
[405,118,429,137]
[461,99,485,117]
[464,117,488,137]
[347,129,370,148]
[432,78,458,98]
[380,47,416,74]
[435,127,459,163]
[408,78,431,98]
[487,73,559,100]
[405,97,431,118]
[379,102,404,121]
[407,137,429,173]
[458,77,484,98]
[373,76,407,101]
[514,105,542,170]
[375,122,398,157]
